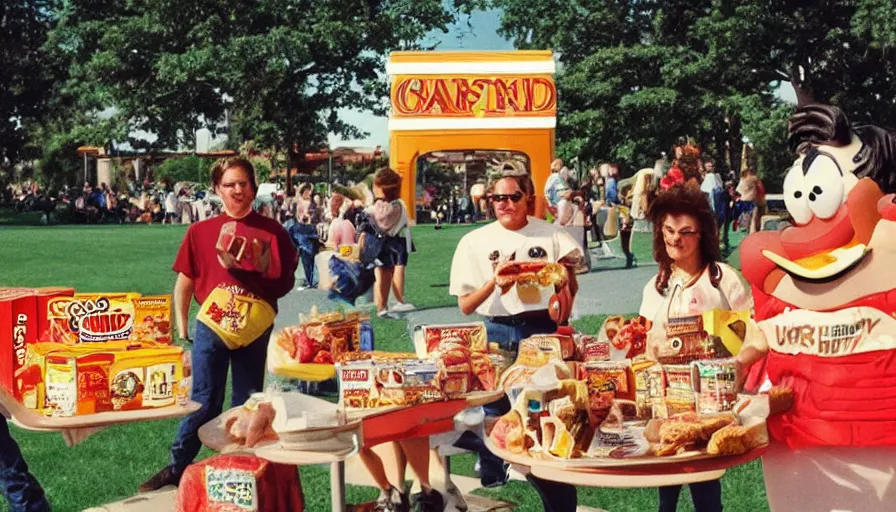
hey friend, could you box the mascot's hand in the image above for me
[768,385,795,416]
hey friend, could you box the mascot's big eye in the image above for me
[783,163,813,225]
[804,155,845,220]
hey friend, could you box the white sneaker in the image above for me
[377,310,401,320]
[391,302,416,312]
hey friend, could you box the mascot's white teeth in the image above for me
[762,244,870,281]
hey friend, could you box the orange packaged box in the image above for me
[32,287,75,341]
[132,295,173,344]
[33,341,184,417]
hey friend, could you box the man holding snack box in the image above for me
[139,157,298,492]
[450,162,583,511]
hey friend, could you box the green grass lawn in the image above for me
[0,221,761,511]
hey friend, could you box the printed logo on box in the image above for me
[205,468,257,510]
[13,313,27,366]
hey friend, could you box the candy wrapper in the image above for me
[581,335,611,363]
[599,315,650,360]
[418,323,487,355]
[653,364,696,418]
[633,360,661,420]
[583,361,635,424]
[692,359,738,414]
[337,359,443,409]
[586,404,650,458]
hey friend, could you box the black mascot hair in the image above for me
[788,104,896,194]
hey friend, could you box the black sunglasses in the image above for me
[487,192,524,204]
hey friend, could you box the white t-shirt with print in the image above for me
[639,262,767,355]
[639,262,753,323]
[450,217,582,317]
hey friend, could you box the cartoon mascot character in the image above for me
[739,104,896,512]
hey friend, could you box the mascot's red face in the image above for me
[740,105,896,316]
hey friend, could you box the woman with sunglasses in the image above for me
[638,184,753,512]
[449,163,583,512]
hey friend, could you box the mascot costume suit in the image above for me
[740,104,896,512]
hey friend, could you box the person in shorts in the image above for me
[363,168,415,318]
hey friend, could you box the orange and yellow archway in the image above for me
[388,51,557,222]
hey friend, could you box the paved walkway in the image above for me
[277,240,658,332]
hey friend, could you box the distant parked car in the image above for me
[761,193,792,231]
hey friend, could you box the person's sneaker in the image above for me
[391,302,416,313]
[412,488,444,512]
[375,486,409,511]
[481,462,511,488]
[377,310,401,320]
[138,466,181,493]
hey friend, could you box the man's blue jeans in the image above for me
[170,321,272,475]
[0,420,49,512]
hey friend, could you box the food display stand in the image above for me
[0,386,200,433]
[198,390,503,512]
[486,438,768,488]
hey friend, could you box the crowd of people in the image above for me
[267,174,417,320]
[4,179,223,225]
[537,141,768,269]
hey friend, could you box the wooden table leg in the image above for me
[331,460,346,512]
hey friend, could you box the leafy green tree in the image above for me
[696,0,896,127]
[154,155,216,185]
[490,0,896,183]
[0,1,55,175]
[46,0,483,191]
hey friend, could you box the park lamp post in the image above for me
[328,148,333,195]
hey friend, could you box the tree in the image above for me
[696,0,896,127]
[46,0,484,192]
[490,0,896,182]
[0,1,55,175]
[155,155,216,185]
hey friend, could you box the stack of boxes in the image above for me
[0,288,185,417]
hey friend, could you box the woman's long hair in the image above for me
[647,184,722,295]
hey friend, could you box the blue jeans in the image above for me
[0,420,49,512]
[658,481,723,512]
[289,223,319,287]
[170,321,273,475]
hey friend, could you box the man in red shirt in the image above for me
[139,157,298,492]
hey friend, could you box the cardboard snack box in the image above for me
[44,293,173,346]
[22,342,183,417]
